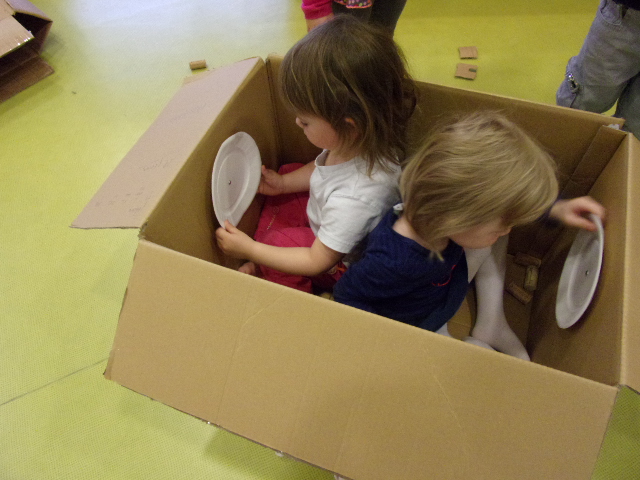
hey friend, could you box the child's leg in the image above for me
[258,227,316,293]
[242,163,309,277]
[435,319,495,351]
[254,163,309,240]
[466,235,530,361]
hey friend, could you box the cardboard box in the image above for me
[73,56,640,480]
[0,0,53,103]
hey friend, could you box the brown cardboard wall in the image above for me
[108,240,618,480]
[72,58,266,230]
[144,59,279,267]
[622,137,640,391]
[528,137,631,385]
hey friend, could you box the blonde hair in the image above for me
[400,112,558,251]
[280,15,416,174]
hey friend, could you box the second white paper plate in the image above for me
[556,214,604,329]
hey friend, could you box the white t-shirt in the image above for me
[307,150,402,254]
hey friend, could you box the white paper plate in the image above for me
[556,214,604,328]
[211,132,261,226]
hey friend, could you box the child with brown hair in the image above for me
[333,111,605,359]
[216,15,416,293]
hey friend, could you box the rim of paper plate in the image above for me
[555,214,604,329]
[211,132,261,227]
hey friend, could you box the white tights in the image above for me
[438,235,530,360]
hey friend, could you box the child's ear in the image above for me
[344,117,356,128]
[344,117,360,138]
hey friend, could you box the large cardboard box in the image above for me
[73,56,640,480]
[0,0,53,102]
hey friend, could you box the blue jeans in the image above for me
[556,0,640,138]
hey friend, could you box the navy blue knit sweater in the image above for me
[334,208,469,332]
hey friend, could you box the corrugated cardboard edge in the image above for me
[71,57,263,230]
[621,134,640,392]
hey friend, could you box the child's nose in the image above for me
[295,117,303,128]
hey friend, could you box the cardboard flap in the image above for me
[524,125,628,257]
[621,134,640,391]
[560,125,627,198]
[0,44,52,102]
[72,57,263,230]
[6,0,50,21]
[0,15,32,58]
[108,240,618,480]
[0,0,14,19]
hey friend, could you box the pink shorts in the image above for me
[254,163,344,293]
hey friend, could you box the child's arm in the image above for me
[549,196,606,231]
[216,221,344,276]
[259,163,315,196]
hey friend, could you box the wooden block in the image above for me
[458,46,478,59]
[514,252,542,267]
[455,63,478,80]
[524,265,539,292]
[506,281,533,305]
[189,59,207,70]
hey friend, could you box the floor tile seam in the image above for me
[0,357,109,407]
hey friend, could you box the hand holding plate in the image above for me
[216,220,255,260]
[258,165,286,196]
[549,196,606,232]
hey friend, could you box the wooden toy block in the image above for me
[189,59,207,70]
[524,265,539,291]
[514,252,542,267]
[507,281,534,305]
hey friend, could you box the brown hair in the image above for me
[400,112,559,251]
[280,15,417,173]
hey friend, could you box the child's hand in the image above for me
[216,221,255,259]
[258,166,285,196]
[549,196,606,231]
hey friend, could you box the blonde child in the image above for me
[333,112,605,359]
[216,15,416,293]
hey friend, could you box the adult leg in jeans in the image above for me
[556,0,640,139]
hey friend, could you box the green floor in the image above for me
[2,0,638,478]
